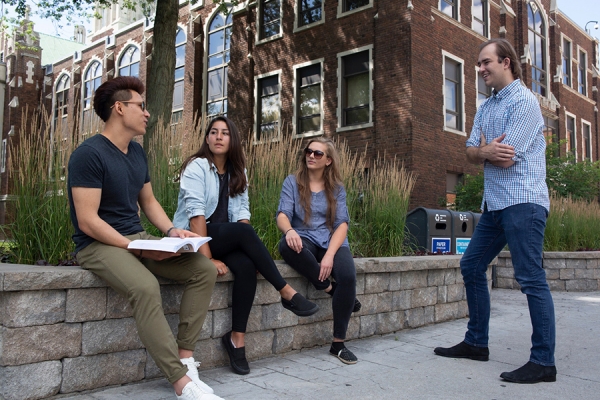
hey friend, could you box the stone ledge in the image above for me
[0,256,478,400]
[495,252,600,292]
[0,256,463,292]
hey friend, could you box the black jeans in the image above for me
[207,222,287,333]
[278,237,356,340]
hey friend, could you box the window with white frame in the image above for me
[173,28,186,116]
[256,73,280,141]
[295,62,322,136]
[440,0,458,19]
[206,12,232,118]
[582,121,591,161]
[260,0,281,40]
[297,0,323,28]
[472,0,488,37]
[578,49,587,96]
[476,67,491,108]
[54,74,70,138]
[444,55,463,132]
[82,61,102,138]
[528,1,546,96]
[1,139,6,173]
[339,48,371,128]
[562,37,572,87]
[566,114,576,159]
[341,0,370,14]
[118,45,140,77]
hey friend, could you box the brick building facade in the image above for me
[0,0,598,218]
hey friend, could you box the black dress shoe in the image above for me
[327,282,362,312]
[434,341,489,361]
[221,331,250,375]
[500,361,557,383]
[281,293,319,316]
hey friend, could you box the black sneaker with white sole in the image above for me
[330,346,358,365]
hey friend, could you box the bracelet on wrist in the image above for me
[138,250,144,260]
[166,226,176,237]
[285,228,295,235]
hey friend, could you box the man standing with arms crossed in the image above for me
[68,76,222,399]
[434,38,556,384]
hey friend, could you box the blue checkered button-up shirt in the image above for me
[466,79,549,212]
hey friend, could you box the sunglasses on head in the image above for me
[304,148,325,159]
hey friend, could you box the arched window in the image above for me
[173,27,186,123]
[118,45,140,77]
[54,74,70,137]
[206,12,232,118]
[82,61,102,137]
[528,1,546,96]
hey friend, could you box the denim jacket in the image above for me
[173,157,250,229]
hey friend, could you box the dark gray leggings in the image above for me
[278,237,356,340]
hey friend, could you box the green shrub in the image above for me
[453,173,484,213]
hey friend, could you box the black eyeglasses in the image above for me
[304,148,325,159]
[111,101,146,111]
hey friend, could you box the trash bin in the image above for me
[450,211,474,255]
[405,207,452,253]
[472,212,482,229]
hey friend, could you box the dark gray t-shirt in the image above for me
[68,134,150,253]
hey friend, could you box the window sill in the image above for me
[336,122,373,133]
[292,130,323,139]
[256,34,283,46]
[293,19,325,33]
[444,126,466,136]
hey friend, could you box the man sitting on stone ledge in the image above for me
[67,76,222,400]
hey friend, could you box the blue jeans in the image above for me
[460,203,555,366]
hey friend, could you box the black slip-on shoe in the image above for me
[500,361,557,383]
[327,282,362,312]
[281,293,319,316]
[434,341,489,361]
[221,331,250,375]
[330,346,358,365]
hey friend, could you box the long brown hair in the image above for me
[178,116,247,196]
[295,138,343,231]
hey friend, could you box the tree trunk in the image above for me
[144,0,179,147]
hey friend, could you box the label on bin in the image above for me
[455,238,471,255]
[431,237,451,253]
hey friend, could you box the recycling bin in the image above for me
[405,207,452,253]
[450,211,474,255]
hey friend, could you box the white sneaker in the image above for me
[180,357,214,394]
[176,381,224,400]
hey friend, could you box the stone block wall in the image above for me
[495,251,600,291]
[0,256,489,400]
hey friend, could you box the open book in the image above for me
[127,237,212,253]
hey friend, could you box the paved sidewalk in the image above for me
[59,289,600,400]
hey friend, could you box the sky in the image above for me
[1,0,599,41]
[557,0,600,39]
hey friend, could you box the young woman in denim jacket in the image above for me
[173,116,318,375]
[276,138,361,365]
